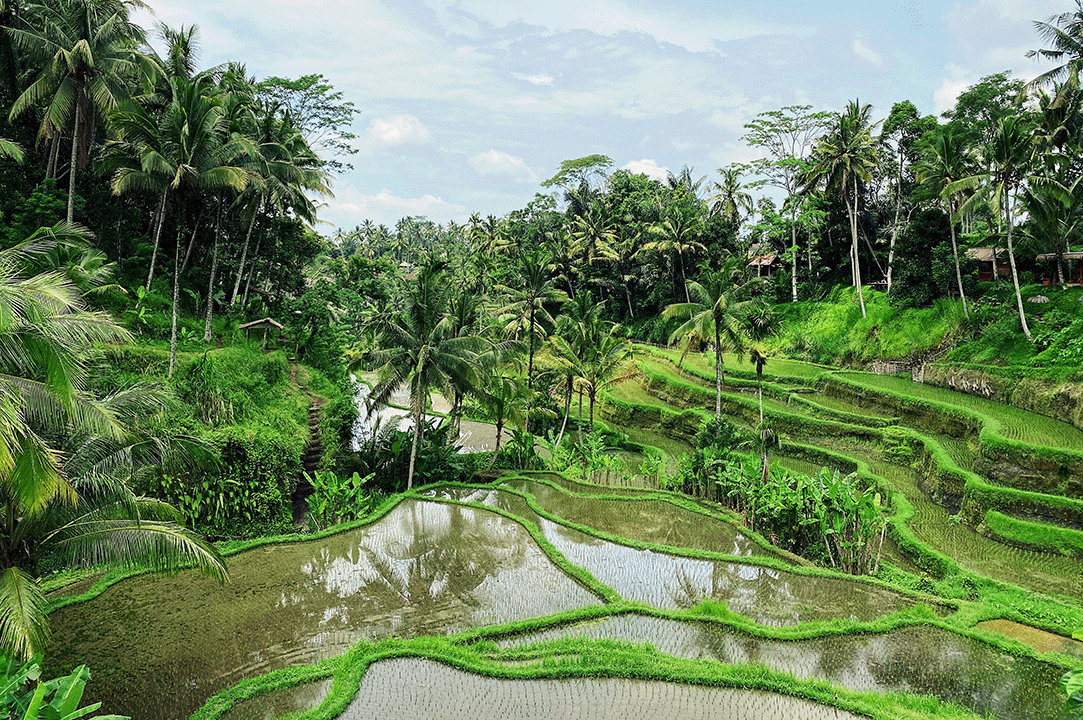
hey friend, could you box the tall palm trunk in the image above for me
[230,205,259,304]
[713,322,723,422]
[145,190,168,291]
[168,220,184,378]
[66,99,82,224]
[846,180,866,318]
[203,200,223,342]
[407,382,423,491]
[1004,191,1031,340]
[556,376,572,447]
[790,216,799,302]
[948,210,969,317]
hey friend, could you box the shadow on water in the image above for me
[47,500,600,720]
[498,614,1069,720]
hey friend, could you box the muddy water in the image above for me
[341,657,865,720]
[430,486,920,624]
[505,478,785,560]
[221,679,333,720]
[500,614,1068,720]
[977,619,1083,659]
[48,500,600,720]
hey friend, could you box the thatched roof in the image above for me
[239,317,284,331]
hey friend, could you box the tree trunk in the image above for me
[847,183,866,318]
[1004,193,1031,340]
[145,190,168,292]
[713,323,723,423]
[624,285,635,320]
[407,391,423,491]
[556,376,572,447]
[790,208,799,302]
[231,204,260,304]
[168,221,184,378]
[66,102,81,224]
[180,210,203,276]
[949,211,969,317]
[204,200,223,342]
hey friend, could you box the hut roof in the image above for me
[239,317,284,331]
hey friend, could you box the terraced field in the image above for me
[835,371,1083,451]
[45,347,1083,720]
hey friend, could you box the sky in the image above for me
[133,0,1067,232]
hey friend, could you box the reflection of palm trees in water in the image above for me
[287,502,528,640]
[666,563,799,626]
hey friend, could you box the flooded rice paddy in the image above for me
[340,658,865,720]
[49,500,600,719]
[499,614,1068,720]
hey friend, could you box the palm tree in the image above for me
[709,166,754,225]
[551,318,635,433]
[108,75,252,375]
[915,125,973,317]
[495,250,567,431]
[368,261,484,490]
[663,257,750,423]
[640,204,706,304]
[803,100,880,318]
[1028,1,1083,98]
[8,0,157,224]
[950,115,1063,340]
[0,227,226,659]
[549,291,603,445]
[569,205,618,267]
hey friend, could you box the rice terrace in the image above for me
[5,1,1083,719]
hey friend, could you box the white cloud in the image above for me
[621,158,669,182]
[852,38,882,66]
[362,115,432,149]
[326,186,467,227]
[468,149,538,182]
[513,72,554,86]
[934,76,973,115]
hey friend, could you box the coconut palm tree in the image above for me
[663,256,750,423]
[949,115,1066,340]
[8,0,158,224]
[107,74,252,375]
[1028,1,1083,98]
[640,204,705,304]
[709,166,754,225]
[0,227,226,659]
[368,261,485,490]
[915,125,974,317]
[803,100,880,318]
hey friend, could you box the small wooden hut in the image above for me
[239,317,284,350]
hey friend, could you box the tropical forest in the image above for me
[3,0,1083,719]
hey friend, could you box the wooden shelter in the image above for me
[747,253,783,279]
[1036,251,1083,285]
[965,247,1011,283]
[239,317,285,350]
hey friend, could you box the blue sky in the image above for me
[134,0,1066,230]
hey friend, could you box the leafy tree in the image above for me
[742,105,831,301]
[256,73,357,172]
[367,261,484,490]
[914,125,973,315]
[641,204,705,304]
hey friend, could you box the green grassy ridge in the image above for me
[193,632,995,720]
[640,352,900,428]
[831,370,1083,463]
[982,510,1083,558]
[638,343,830,386]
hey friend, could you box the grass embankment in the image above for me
[83,337,353,538]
